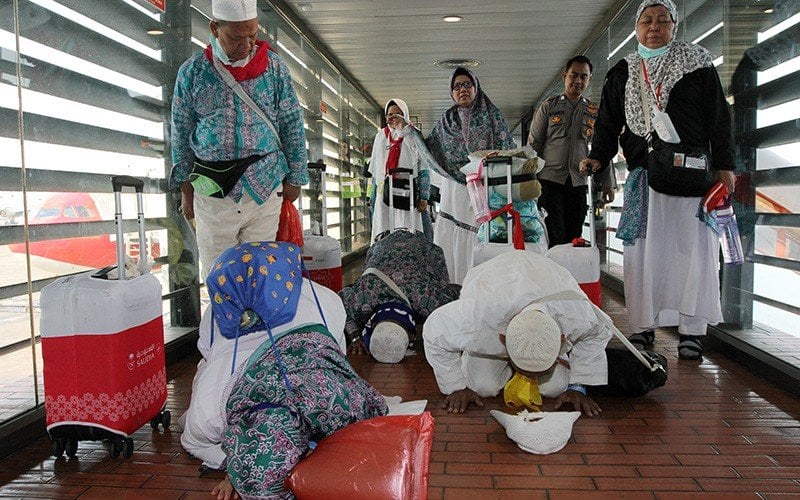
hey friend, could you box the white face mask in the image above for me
[209,34,255,67]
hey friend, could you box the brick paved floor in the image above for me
[1,264,799,498]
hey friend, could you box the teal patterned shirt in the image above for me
[170,50,309,203]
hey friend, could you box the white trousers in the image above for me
[194,191,282,278]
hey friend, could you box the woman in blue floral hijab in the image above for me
[207,242,388,499]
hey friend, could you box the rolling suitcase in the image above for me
[472,156,548,267]
[301,161,343,291]
[544,173,602,307]
[40,175,170,460]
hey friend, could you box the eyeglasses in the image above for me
[386,113,405,120]
[452,81,473,91]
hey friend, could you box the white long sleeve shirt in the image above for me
[423,250,614,395]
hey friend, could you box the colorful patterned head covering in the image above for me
[426,67,515,184]
[635,0,678,26]
[623,0,711,138]
[207,241,303,339]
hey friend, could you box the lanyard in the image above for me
[641,60,663,111]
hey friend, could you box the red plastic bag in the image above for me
[276,198,304,247]
[286,412,435,500]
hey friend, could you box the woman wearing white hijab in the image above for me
[580,0,736,361]
[367,99,433,242]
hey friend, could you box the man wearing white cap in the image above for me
[170,0,309,277]
[423,250,616,416]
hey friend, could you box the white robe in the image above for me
[423,250,615,397]
[180,279,346,469]
[433,176,478,285]
[623,189,723,335]
[368,129,428,241]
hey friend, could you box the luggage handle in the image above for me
[585,172,597,249]
[307,160,327,171]
[112,175,145,193]
[483,155,513,166]
[481,155,514,246]
[305,160,327,236]
[386,166,416,234]
[95,175,149,280]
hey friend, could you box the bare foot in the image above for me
[211,475,239,500]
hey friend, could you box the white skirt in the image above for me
[433,176,478,285]
[623,189,723,335]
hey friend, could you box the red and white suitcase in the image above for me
[301,161,343,291]
[40,176,169,460]
[472,155,548,267]
[544,174,602,307]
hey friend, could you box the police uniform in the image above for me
[527,94,605,246]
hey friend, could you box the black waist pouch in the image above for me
[190,154,265,198]
[647,136,715,197]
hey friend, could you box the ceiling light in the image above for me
[442,15,462,23]
[147,29,164,35]
[434,58,481,69]
[763,8,774,13]
[297,3,312,12]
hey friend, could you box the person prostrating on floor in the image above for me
[423,250,615,416]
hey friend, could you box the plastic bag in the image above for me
[286,412,435,500]
[276,198,304,247]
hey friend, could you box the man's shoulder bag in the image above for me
[590,328,668,397]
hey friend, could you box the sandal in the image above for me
[628,330,655,351]
[678,335,704,360]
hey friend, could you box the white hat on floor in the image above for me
[491,409,580,455]
[212,0,257,22]
[505,305,561,373]
[368,321,409,364]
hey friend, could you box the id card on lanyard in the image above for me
[641,60,680,144]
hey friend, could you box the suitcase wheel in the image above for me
[110,438,134,459]
[122,438,134,459]
[150,409,171,431]
[65,438,78,458]
[51,438,65,458]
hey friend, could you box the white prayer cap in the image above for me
[491,410,580,454]
[212,0,257,22]
[505,305,561,373]
[368,321,409,364]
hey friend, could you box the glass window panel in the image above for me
[754,226,800,263]
[756,144,800,170]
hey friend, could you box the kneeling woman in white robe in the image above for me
[179,243,349,470]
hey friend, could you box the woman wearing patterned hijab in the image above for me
[206,242,388,499]
[581,0,736,361]
[426,67,516,284]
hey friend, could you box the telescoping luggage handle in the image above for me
[110,175,147,280]
[481,156,517,246]
[387,166,416,234]
[584,171,597,249]
[305,160,328,236]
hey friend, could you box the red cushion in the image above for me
[286,412,435,500]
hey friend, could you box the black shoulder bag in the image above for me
[639,61,715,197]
